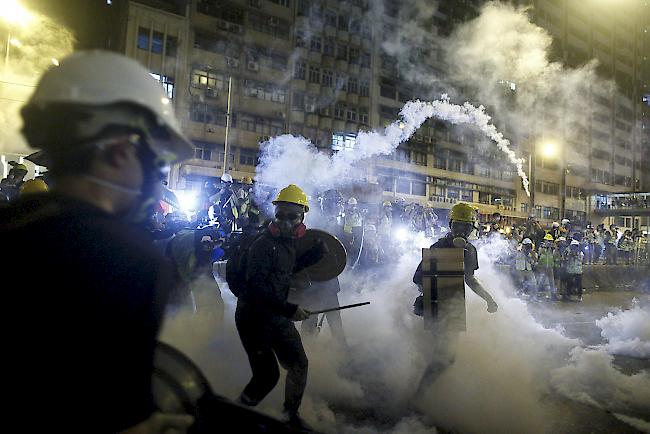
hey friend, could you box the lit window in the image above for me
[138,27,149,50]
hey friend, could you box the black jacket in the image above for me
[240,230,322,318]
[0,193,174,433]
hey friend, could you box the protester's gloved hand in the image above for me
[119,412,194,434]
[291,307,311,321]
[487,300,498,313]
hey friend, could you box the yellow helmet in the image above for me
[382,200,392,207]
[9,162,28,172]
[544,233,554,241]
[20,178,49,195]
[449,203,475,223]
[273,184,310,212]
[241,176,253,185]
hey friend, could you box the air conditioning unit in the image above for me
[226,57,239,68]
[305,104,316,113]
[249,0,262,7]
[217,20,228,30]
[414,134,423,142]
[247,60,260,72]
[259,135,271,142]
[424,136,432,143]
[228,23,242,34]
[205,88,219,98]
[269,16,280,26]
[275,111,286,119]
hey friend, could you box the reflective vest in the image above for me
[538,247,554,267]
[565,252,584,274]
[515,251,535,271]
[344,212,363,233]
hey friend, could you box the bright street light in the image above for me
[540,142,558,158]
[1,0,33,27]
[51,58,59,66]
[8,37,21,47]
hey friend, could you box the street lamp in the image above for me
[2,0,34,71]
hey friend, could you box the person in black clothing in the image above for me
[413,203,499,314]
[1,51,197,434]
[236,184,325,427]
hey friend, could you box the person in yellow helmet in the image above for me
[413,202,498,313]
[19,178,49,196]
[235,183,325,429]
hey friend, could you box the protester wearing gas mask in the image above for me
[235,184,325,429]
[0,51,196,434]
[413,202,498,314]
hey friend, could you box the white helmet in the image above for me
[221,173,233,183]
[522,238,533,245]
[22,50,193,163]
[348,197,358,205]
[552,222,560,228]
[570,239,580,245]
[561,219,570,225]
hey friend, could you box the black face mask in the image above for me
[126,144,167,226]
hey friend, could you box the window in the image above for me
[347,77,358,94]
[359,107,368,124]
[292,91,305,110]
[165,35,178,57]
[325,10,337,27]
[194,148,212,160]
[360,79,369,97]
[296,30,307,48]
[346,106,357,122]
[433,156,446,169]
[335,73,347,91]
[361,51,371,68]
[332,133,356,152]
[310,36,322,52]
[151,31,164,54]
[349,47,360,64]
[535,180,560,195]
[239,148,258,166]
[192,69,225,90]
[293,61,306,79]
[138,27,149,50]
[249,11,290,39]
[308,66,320,83]
[380,81,396,99]
[151,73,175,99]
[334,103,346,119]
[412,182,426,196]
[322,69,333,87]
[323,37,335,57]
[243,79,286,103]
[269,0,290,7]
[337,15,348,31]
[190,103,227,126]
[336,43,348,61]
[412,151,426,166]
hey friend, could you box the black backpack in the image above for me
[225,230,265,297]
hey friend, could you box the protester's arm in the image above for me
[465,270,498,313]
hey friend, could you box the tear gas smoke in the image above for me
[256,95,530,202]
[0,6,74,155]
[160,234,650,433]
[595,300,650,359]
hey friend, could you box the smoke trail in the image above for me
[256,95,530,199]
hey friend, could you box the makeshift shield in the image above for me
[296,229,347,281]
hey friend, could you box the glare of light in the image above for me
[398,122,405,129]
[9,38,22,47]
[395,226,409,241]
[175,189,199,212]
[51,58,59,66]
[540,142,558,158]
[161,97,170,105]
[1,0,33,26]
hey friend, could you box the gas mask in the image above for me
[450,221,473,248]
[123,143,168,226]
[272,203,306,239]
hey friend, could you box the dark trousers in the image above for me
[566,274,583,298]
[235,304,308,415]
[605,246,617,265]
[589,244,601,263]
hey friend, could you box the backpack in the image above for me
[225,229,265,297]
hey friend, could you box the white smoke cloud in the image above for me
[595,300,650,358]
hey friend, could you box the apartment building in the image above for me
[116,0,648,226]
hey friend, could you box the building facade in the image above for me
[116,0,649,227]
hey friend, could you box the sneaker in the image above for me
[283,411,313,432]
